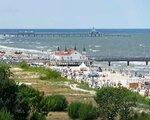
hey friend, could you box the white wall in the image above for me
[54,51,87,61]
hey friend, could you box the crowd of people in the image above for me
[49,63,150,97]
[50,65,121,89]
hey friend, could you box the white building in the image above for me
[53,48,88,61]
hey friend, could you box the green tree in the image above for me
[0,63,47,120]
[94,87,137,120]
[17,85,46,116]
[0,64,18,114]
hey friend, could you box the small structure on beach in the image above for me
[79,62,88,71]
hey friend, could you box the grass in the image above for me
[22,66,69,82]
[78,82,95,91]
[16,62,95,91]
[10,66,94,103]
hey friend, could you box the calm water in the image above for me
[0,29,150,57]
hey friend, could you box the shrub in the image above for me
[78,103,98,120]
[132,112,150,120]
[68,102,83,119]
[30,111,46,120]
[16,85,48,120]
[39,68,61,80]
[0,63,47,120]
[94,87,137,120]
[19,61,29,69]
[18,85,45,113]
[0,64,18,114]
[0,108,13,120]
[0,63,10,80]
[41,95,68,111]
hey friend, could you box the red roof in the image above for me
[55,49,75,56]
[0,51,5,58]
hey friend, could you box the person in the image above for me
[144,89,149,97]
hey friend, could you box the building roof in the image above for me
[0,51,5,58]
[55,48,75,56]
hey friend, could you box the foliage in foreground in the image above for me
[132,112,150,120]
[68,102,83,119]
[41,95,68,112]
[68,102,98,120]
[0,108,13,120]
[0,63,47,120]
[78,103,98,120]
[95,87,138,120]
[18,85,48,116]
[30,111,46,120]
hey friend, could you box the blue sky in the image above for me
[0,0,149,28]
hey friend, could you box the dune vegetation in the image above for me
[0,62,150,120]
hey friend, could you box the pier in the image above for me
[0,31,103,37]
[89,56,150,66]
[0,30,131,38]
[25,57,150,66]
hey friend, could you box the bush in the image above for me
[94,87,137,120]
[41,95,68,111]
[0,63,47,120]
[0,63,10,80]
[132,112,150,120]
[68,102,83,119]
[0,108,13,120]
[0,64,18,114]
[30,112,46,120]
[78,103,97,120]
[39,68,61,80]
[18,85,45,113]
[19,61,29,69]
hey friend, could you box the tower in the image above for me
[57,46,60,51]
[74,45,77,50]
[65,46,67,52]
[82,47,86,55]
[92,27,96,32]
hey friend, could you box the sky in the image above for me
[0,0,150,29]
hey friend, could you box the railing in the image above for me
[88,56,150,61]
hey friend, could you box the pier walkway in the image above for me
[88,56,150,66]
[0,31,130,38]
[0,31,103,37]
[25,56,150,66]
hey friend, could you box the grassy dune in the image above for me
[11,67,95,104]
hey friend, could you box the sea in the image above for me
[0,29,150,57]
[1,29,150,75]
